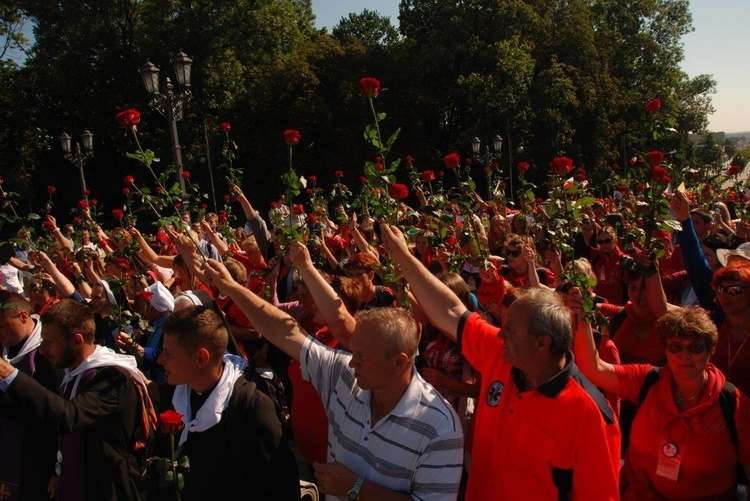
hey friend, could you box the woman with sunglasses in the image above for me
[588,225,629,306]
[570,293,750,500]
[496,234,554,288]
[671,192,750,395]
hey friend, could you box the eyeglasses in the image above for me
[597,238,613,244]
[506,249,522,258]
[666,343,708,355]
[716,284,748,296]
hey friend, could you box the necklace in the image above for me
[727,329,750,380]
[672,377,707,408]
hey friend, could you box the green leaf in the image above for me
[376,112,386,121]
[177,473,185,490]
[26,213,41,220]
[159,470,175,488]
[385,127,401,149]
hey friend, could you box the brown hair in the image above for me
[347,252,379,273]
[656,306,718,353]
[329,275,364,314]
[163,306,228,359]
[41,299,95,343]
[356,308,419,359]
[504,233,532,249]
[0,290,32,316]
[223,258,248,285]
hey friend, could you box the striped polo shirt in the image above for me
[300,335,464,500]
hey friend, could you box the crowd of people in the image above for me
[0,177,749,500]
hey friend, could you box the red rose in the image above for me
[158,410,184,434]
[390,183,409,200]
[112,209,124,219]
[307,214,317,224]
[309,175,317,184]
[499,182,507,189]
[284,129,301,145]
[645,98,662,113]
[270,202,278,209]
[155,186,163,193]
[693,172,700,180]
[405,155,413,167]
[220,122,231,132]
[174,202,181,208]
[550,156,574,175]
[728,164,741,176]
[43,220,55,230]
[72,217,83,225]
[443,153,460,169]
[334,170,344,178]
[340,185,348,191]
[446,235,457,247]
[223,194,231,202]
[420,170,436,182]
[90,199,98,206]
[293,204,305,215]
[218,211,228,222]
[306,188,313,195]
[574,173,586,182]
[648,150,664,167]
[122,187,130,196]
[483,166,490,173]
[200,203,208,209]
[181,171,190,179]
[83,189,90,196]
[359,77,381,98]
[47,185,57,194]
[376,161,385,172]
[140,289,154,304]
[116,108,141,128]
[78,200,88,210]
[612,163,619,170]
[359,176,367,184]
[651,166,671,184]
[517,162,530,173]
[438,170,444,178]
[124,175,135,185]
[617,184,628,193]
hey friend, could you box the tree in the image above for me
[332,9,399,47]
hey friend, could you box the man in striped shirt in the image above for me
[203,259,464,501]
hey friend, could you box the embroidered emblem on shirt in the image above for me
[487,381,504,407]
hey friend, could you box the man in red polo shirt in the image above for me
[382,224,620,500]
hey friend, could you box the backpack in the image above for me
[636,368,746,485]
[607,308,628,339]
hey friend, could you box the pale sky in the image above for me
[313,0,750,133]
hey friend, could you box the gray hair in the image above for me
[519,288,572,356]
[356,307,419,359]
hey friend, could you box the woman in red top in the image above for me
[711,264,750,396]
[590,225,628,305]
[571,295,750,499]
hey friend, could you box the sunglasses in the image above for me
[666,343,708,355]
[597,238,613,244]
[506,249,522,257]
[716,284,748,296]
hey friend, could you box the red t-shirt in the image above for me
[287,327,340,466]
[601,303,666,366]
[711,322,750,396]
[616,363,750,499]
[459,312,620,500]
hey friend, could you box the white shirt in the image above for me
[300,336,464,500]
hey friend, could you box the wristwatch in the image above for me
[347,476,365,500]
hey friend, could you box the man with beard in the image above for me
[0,299,145,500]
[0,291,59,500]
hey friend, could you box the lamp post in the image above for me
[60,130,94,201]
[507,134,525,205]
[471,135,503,199]
[139,50,192,199]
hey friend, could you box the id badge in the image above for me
[655,440,682,482]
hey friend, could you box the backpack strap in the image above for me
[636,367,661,409]
[608,308,628,339]
[717,380,738,448]
[375,285,386,306]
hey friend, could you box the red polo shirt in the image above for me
[458,312,620,500]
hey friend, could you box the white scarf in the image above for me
[61,345,146,398]
[172,354,247,446]
[2,315,42,365]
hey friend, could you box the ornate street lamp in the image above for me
[472,135,504,198]
[60,130,94,201]
[139,50,193,199]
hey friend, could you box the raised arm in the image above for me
[381,224,467,340]
[202,259,307,361]
[129,227,175,269]
[30,251,75,297]
[44,216,73,252]
[568,288,620,394]
[288,241,356,347]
